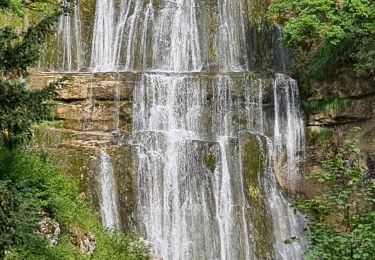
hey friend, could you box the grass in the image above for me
[303,97,351,113]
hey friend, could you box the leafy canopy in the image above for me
[268,0,375,79]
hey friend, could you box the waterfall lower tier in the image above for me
[132,72,306,259]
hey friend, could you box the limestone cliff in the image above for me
[31,71,138,232]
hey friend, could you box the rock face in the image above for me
[308,71,375,127]
[31,71,138,231]
[306,70,375,191]
[240,133,272,258]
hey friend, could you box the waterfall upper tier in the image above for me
[42,0,289,73]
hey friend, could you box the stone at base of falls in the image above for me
[37,214,61,246]
[69,225,96,255]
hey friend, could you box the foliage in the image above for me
[268,0,375,80]
[0,2,149,259]
[307,127,333,146]
[297,129,375,259]
[0,78,66,149]
[0,148,150,259]
[303,97,351,113]
[0,1,67,149]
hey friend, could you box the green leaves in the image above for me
[0,1,66,149]
[0,11,61,74]
[267,0,375,79]
[295,132,375,259]
[0,78,63,149]
[0,0,11,9]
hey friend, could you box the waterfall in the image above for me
[217,0,248,70]
[91,0,116,71]
[261,137,306,259]
[99,149,121,231]
[52,0,308,259]
[273,74,305,183]
[132,73,306,259]
[57,0,81,71]
[152,0,201,71]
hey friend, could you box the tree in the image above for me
[0,0,68,149]
[267,0,375,80]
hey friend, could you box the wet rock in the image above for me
[240,132,274,258]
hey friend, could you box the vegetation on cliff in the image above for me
[268,0,374,81]
[0,0,64,149]
[0,1,149,259]
[0,148,149,259]
[296,130,375,259]
[268,1,375,257]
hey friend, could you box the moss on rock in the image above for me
[240,132,274,259]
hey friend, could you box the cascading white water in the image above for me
[57,0,81,71]
[91,0,116,71]
[217,0,248,70]
[90,0,202,71]
[152,0,201,71]
[54,0,308,259]
[90,0,153,71]
[261,136,306,259]
[273,74,305,183]
[99,149,121,230]
[132,72,306,259]
[133,74,231,259]
[58,11,72,71]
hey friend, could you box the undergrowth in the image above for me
[297,130,375,259]
[0,148,149,259]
